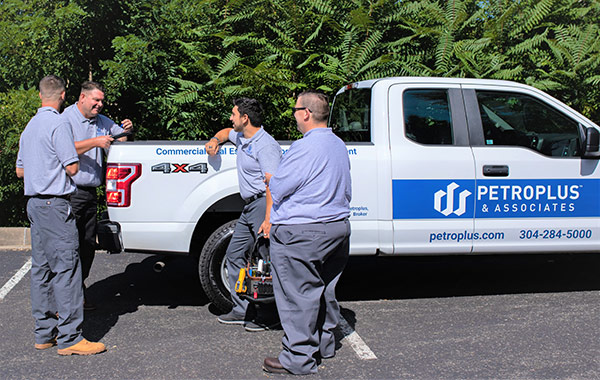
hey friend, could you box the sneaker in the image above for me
[35,338,57,350]
[217,311,246,325]
[57,338,106,356]
[245,320,281,332]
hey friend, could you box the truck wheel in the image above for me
[199,219,237,313]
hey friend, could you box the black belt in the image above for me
[77,185,96,192]
[33,194,71,201]
[244,192,265,205]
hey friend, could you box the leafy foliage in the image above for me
[1,0,600,225]
[0,89,38,226]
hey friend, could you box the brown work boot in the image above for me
[35,338,57,350]
[57,338,106,356]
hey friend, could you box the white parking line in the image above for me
[338,315,378,360]
[0,258,32,301]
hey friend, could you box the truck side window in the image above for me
[403,89,453,145]
[476,91,580,157]
[329,88,371,143]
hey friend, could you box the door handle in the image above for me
[483,165,509,177]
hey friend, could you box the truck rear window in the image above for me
[329,88,371,142]
[403,89,453,145]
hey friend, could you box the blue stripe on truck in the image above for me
[392,179,600,219]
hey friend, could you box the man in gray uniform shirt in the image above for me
[16,75,106,355]
[62,81,132,309]
[205,97,281,331]
[263,90,352,375]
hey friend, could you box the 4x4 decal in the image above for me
[151,162,208,174]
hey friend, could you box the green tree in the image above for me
[2,0,600,226]
[0,88,38,226]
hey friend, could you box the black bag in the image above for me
[235,234,275,304]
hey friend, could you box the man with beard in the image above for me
[205,97,281,331]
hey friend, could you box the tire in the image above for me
[199,219,237,313]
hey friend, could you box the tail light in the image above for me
[106,163,141,207]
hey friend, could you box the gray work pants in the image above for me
[270,219,350,375]
[27,197,84,349]
[226,197,266,318]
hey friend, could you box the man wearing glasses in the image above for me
[263,90,352,374]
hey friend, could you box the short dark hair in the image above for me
[233,97,263,126]
[39,75,65,100]
[298,90,329,123]
[81,81,104,94]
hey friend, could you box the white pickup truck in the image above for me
[100,77,600,312]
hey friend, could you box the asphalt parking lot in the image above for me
[1,249,599,379]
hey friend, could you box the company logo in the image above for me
[392,179,474,219]
[434,182,472,216]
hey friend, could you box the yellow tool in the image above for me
[235,268,247,293]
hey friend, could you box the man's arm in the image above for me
[258,185,274,238]
[65,162,79,177]
[266,147,303,204]
[75,136,114,155]
[205,128,233,156]
[16,144,24,179]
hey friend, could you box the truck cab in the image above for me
[331,77,600,257]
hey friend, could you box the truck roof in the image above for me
[338,76,538,94]
[334,76,598,129]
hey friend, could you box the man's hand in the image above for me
[96,135,114,149]
[120,119,133,131]
[16,167,24,179]
[258,220,272,239]
[117,119,133,141]
[205,139,220,156]
[264,172,273,186]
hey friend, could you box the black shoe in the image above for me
[263,357,292,374]
[83,300,97,311]
[217,311,246,325]
[245,319,281,332]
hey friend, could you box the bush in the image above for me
[0,88,39,226]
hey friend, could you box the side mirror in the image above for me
[583,127,600,158]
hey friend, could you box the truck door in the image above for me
[388,83,476,254]
[463,84,600,253]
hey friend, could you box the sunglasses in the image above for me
[291,107,311,114]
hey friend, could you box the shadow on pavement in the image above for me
[337,253,600,302]
[82,254,208,341]
[80,251,600,342]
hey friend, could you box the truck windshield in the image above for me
[329,88,372,142]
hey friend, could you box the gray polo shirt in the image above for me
[269,127,352,224]
[16,107,79,196]
[229,127,282,200]
[62,103,124,187]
